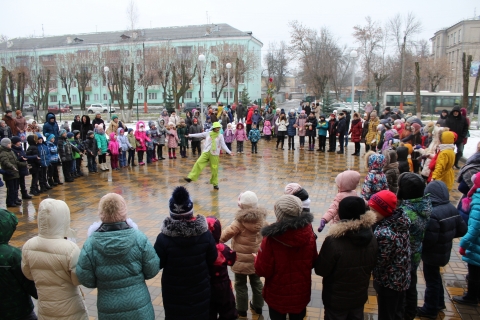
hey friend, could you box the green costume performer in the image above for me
[184,122,234,190]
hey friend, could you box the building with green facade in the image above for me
[0,23,262,111]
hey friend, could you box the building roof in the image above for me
[1,23,261,52]
[432,17,480,37]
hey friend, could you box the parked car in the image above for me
[87,103,116,114]
[183,102,203,114]
[323,103,348,114]
[48,104,71,114]
[22,104,35,112]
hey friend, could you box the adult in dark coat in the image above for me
[342,109,351,147]
[11,136,35,199]
[71,115,82,132]
[336,113,347,154]
[80,115,93,141]
[42,113,59,143]
[91,112,105,130]
[236,103,245,123]
[327,114,338,152]
[154,187,217,320]
[446,106,469,168]
[436,110,448,127]
[315,197,377,319]
[397,146,410,174]
[2,110,18,136]
[417,181,467,318]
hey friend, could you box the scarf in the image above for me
[438,143,455,151]
[210,130,220,151]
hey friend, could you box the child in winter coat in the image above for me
[275,113,288,150]
[127,128,137,166]
[287,109,297,151]
[11,136,34,199]
[305,112,318,151]
[383,149,400,194]
[349,113,363,156]
[45,133,61,185]
[220,191,268,317]
[67,132,79,178]
[235,123,248,153]
[76,193,160,320]
[189,118,203,157]
[146,133,154,163]
[206,216,238,320]
[419,181,466,318]
[108,132,120,170]
[397,146,411,174]
[204,116,213,131]
[22,199,89,320]
[177,119,188,158]
[223,123,235,152]
[147,121,159,162]
[135,122,149,165]
[315,197,378,319]
[157,120,168,160]
[369,190,411,320]
[318,170,366,231]
[248,124,261,154]
[296,110,308,149]
[37,134,51,190]
[94,126,108,171]
[317,115,328,152]
[431,131,456,190]
[254,195,317,319]
[263,120,272,141]
[58,130,76,181]
[0,120,12,139]
[73,130,85,177]
[167,122,179,159]
[117,128,131,168]
[397,173,432,319]
[154,187,217,320]
[361,151,388,200]
[85,130,98,173]
[0,138,27,206]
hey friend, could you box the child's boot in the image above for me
[292,141,295,150]
[173,150,177,159]
[288,142,291,150]
[169,151,173,159]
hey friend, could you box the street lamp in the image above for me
[350,50,358,115]
[198,54,205,123]
[103,66,111,114]
[226,63,232,106]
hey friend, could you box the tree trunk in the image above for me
[472,66,480,129]
[127,63,135,110]
[0,67,7,112]
[415,62,422,118]
[462,52,473,110]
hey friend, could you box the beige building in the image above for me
[431,17,480,92]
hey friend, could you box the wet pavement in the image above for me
[5,138,478,320]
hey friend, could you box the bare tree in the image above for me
[232,44,258,104]
[263,41,290,93]
[74,50,94,111]
[209,43,231,103]
[126,0,139,32]
[170,46,197,108]
[471,65,480,127]
[462,52,473,110]
[56,53,76,104]
[421,56,450,92]
[414,62,421,117]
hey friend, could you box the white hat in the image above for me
[238,191,258,209]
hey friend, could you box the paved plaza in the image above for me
[4,138,479,320]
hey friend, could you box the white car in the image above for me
[87,103,116,114]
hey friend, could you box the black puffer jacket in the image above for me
[397,146,410,174]
[422,181,467,266]
[154,215,217,320]
[57,136,73,162]
[315,211,378,310]
[26,135,40,169]
[446,106,469,140]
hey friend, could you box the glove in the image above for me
[459,247,466,256]
[414,144,422,150]
[317,219,327,232]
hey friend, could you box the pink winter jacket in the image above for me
[235,124,248,141]
[167,129,179,148]
[322,170,367,224]
[263,121,272,135]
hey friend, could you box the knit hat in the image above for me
[330,113,335,118]
[47,133,55,141]
[67,132,74,138]
[206,216,221,243]
[370,111,378,118]
[411,123,421,133]
[284,183,311,208]
[397,172,425,200]
[128,128,133,133]
[168,122,174,127]
[384,122,392,130]
[462,172,480,211]
[274,195,303,221]
[280,109,285,115]
[95,111,101,115]
[169,186,194,220]
[339,196,366,220]
[238,191,258,209]
[98,193,128,223]
[11,136,21,145]
[368,190,397,217]
[59,129,66,137]
[112,115,118,120]
[5,110,12,114]
[87,130,94,136]
[15,110,21,115]
[1,138,11,148]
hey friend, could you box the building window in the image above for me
[94,94,99,101]
[454,32,456,44]
[137,50,142,57]
[148,93,157,100]
[72,81,77,88]
[459,30,461,43]
[211,61,217,69]
[211,76,216,83]
[85,95,90,101]
[211,92,217,99]
[24,96,29,103]
[31,69,36,77]
[185,92,192,99]
[50,96,57,102]
[223,91,233,99]
[93,80,98,86]
[62,95,66,102]
[49,80,56,88]
[103,94,108,101]
[138,93,143,100]
[30,56,34,63]
[72,95,77,102]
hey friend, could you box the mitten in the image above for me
[317,219,327,232]
[459,247,466,256]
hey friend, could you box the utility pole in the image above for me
[143,42,148,113]
[399,35,406,110]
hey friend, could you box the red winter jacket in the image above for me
[246,108,254,125]
[349,119,363,143]
[254,212,317,314]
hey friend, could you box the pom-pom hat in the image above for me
[238,191,258,208]
[169,186,194,220]
[368,190,397,217]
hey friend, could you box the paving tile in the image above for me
[6,140,476,319]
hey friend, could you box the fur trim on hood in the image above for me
[161,215,208,237]
[235,207,268,223]
[261,212,314,237]
[327,211,376,238]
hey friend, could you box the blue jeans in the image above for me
[344,134,349,147]
[87,156,97,172]
[119,150,127,167]
[420,262,445,315]
[70,159,76,173]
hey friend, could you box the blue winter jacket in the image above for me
[460,189,480,267]
[287,114,297,136]
[11,145,35,177]
[248,128,261,143]
[42,113,59,143]
[37,141,51,167]
[76,225,160,320]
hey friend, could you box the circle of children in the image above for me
[1,103,480,320]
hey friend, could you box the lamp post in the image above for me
[226,63,232,106]
[350,50,358,115]
[103,66,110,114]
[198,54,205,123]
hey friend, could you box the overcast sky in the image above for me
[1,0,479,54]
